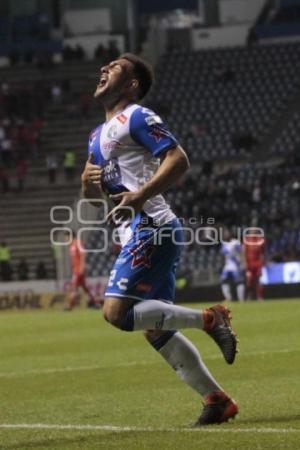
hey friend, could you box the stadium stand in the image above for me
[0,60,103,279]
[271,110,300,157]
[149,43,300,161]
[1,42,300,281]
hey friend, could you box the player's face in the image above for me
[223,230,231,241]
[94,59,134,100]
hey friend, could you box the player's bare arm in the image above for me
[81,152,104,207]
[107,145,189,222]
[140,145,189,199]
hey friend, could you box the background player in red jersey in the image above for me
[244,232,266,300]
[65,231,99,310]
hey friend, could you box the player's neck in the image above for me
[104,98,132,122]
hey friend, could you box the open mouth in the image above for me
[98,78,108,88]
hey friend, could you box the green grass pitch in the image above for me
[0,299,299,450]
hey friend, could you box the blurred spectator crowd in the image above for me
[0,241,48,281]
[0,80,46,192]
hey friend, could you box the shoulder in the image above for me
[126,104,178,155]
[88,124,103,142]
[233,239,242,249]
[129,105,162,127]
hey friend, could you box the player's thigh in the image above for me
[76,274,86,287]
[103,296,136,326]
[71,273,80,287]
[254,266,262,279]
[233,270,244,285]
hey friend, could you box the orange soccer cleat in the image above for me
[195,391,239,426]
[203,304,238,364]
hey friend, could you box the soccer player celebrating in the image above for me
[65,231,99,310]
[81,53,239,425]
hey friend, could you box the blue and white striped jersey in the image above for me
[221,239,242,272]
[88,103,177,227]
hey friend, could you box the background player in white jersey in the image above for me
[221,229,245,302]
[81,53,239,425]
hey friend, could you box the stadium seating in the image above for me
[148,43,300,162]
[270,110,300,156]
[0,60,102,278]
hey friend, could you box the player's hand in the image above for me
[81,152,103,185]
[106,191,145,224]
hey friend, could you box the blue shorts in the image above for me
[105,217,183,302]
[221,269,244,284]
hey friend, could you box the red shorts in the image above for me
[246,265,262,280]
[72,273,86,287]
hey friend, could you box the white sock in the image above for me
[237,283,245,302]
[132,300,204,331]
[158,332,222,396]
[221,283,232,301]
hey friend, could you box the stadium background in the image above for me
[0,0,299,307]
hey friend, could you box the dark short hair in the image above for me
[120,53,154,100]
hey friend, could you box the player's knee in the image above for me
[143,329,168,343]
[102,302,124,329]
[143,330,154,342]
[103,309,123,328]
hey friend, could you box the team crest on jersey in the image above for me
[117,114,127,124]
[107,125,118,139]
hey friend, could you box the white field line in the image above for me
[0,348,298,379]
[0,424,299,433]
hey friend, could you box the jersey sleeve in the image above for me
[87,126,104,165]
[130,107,178,157]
